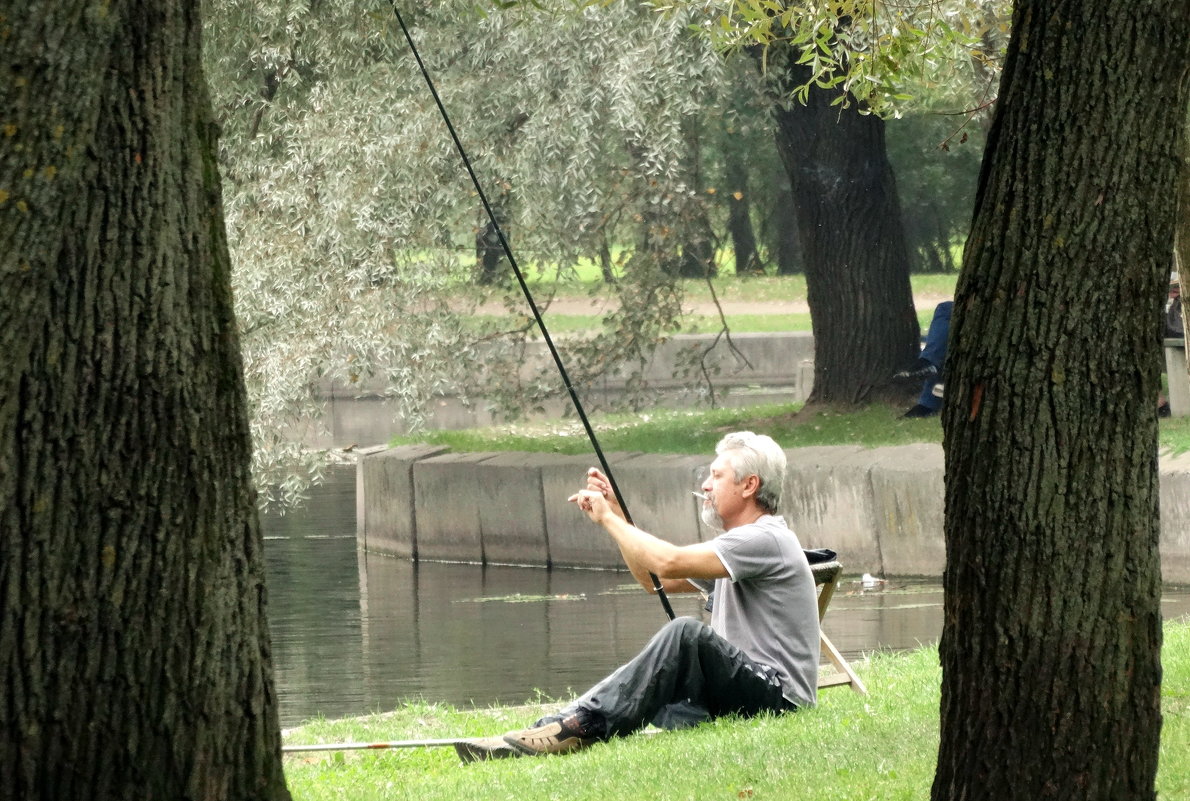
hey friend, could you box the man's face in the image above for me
[699,453,750,531]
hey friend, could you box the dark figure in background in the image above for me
[475,218,503,285]
[894,300,953,418]
[454,432,820,762]
[1159,272,1181,417]
[1165,272,1183,339]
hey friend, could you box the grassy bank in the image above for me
[392,402,1190,457]
[430,267,1190,455]
[283,619,1190,800]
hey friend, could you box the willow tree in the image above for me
[204,0,731,503]
[0,2,291,799]
[934,1,1188,798]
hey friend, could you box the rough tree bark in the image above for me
[933,2,1189,799]
[0,3,292,800]
[770,57,921,404]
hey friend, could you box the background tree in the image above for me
[768,48,922,404]
[722,145,765,275]
[0,1,291,799]
[934,1,1188,798]
[763,183,806,275]
[748,1,1002,404]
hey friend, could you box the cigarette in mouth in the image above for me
[692,492,709,500]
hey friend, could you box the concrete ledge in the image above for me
[413,452,499,563]
[1160,451,1190,583]
[636,332,815,390]
[868,444,946,576]
[310,332,817,449]
[781,446,883,573]
[357,444,449,557]
[474,452,564,567]
[356,443,1190,582]
[1165,340,1189,416]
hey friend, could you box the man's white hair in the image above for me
[715,431,786,514]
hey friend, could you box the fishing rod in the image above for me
[283,729,661,756]
[389,3,675,620]
[283,738,465,753]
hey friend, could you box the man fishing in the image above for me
[456,431,821,761]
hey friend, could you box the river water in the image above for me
[262,466,1190,728]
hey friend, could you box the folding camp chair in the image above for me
[808,552,868,695]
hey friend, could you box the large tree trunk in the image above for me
[770,59,920,404]
[0,3,291,800]
[933,2,1188,799]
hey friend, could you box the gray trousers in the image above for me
[570,616,793,738]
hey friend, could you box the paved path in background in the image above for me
[484,292,953,318]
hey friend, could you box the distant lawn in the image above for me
[392,401,1190,457]
[672,272,958,305]
[517,257,960,300]
[282,619,1190,801]
[458,269,954,336]
[413,270,1190,455]
[477,309,939,336]
[516,271,961,311]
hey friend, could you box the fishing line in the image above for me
[389,3,675,621]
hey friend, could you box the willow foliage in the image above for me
[203,1,735,505]
[657,0,1009,116]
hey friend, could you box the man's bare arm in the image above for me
[569,489,728,594]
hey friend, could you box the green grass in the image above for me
[514,268,956,309]
[464,272,953,336]
[391,403,947,455]
[282,619,1190,801]
[1165,416,1190,454]
[392,401,1190,457]
[517,259,959,300]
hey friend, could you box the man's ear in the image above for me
[740,473,761,499]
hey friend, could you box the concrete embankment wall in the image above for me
[312,332,817,448]
[357,444,1190,583]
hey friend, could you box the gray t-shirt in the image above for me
[689,515,819,707]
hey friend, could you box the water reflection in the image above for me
[262,466,1190,728]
